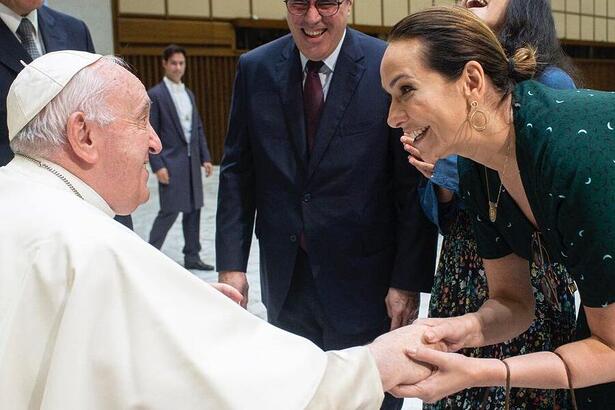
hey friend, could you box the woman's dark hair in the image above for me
[389,6,537,98]
[162,44,187,61]
[499,0,580,84]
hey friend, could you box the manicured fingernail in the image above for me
[407,348,417,355]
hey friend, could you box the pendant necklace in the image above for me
[484,136,512,223]
[17,153,84,200]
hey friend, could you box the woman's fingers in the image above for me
[405,346,447,368]
[408,156,435,178]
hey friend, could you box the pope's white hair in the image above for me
[10,55,130,158]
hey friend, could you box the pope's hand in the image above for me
[210,283,243,305]
[218,271,249,309]
[368,324,445,394]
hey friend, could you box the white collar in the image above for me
[300,29,347,73]
[0,3,39,36]
[163,76,186,91]
[12,155,116,218]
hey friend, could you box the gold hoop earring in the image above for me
[469,100,488,131]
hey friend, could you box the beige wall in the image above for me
[118,0,615,44]
[552,0,615,42]
[212,0,250,19]
[47,0,114,55]
[119,0,165,15]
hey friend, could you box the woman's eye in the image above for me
[400,86,414,96]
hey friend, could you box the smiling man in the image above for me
[216,2,438,409]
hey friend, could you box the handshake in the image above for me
[366,320,471,402]
[213,283,476,403]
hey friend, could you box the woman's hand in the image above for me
[389,348,503,402]
[400,133,435,178]
[413,315,483,352]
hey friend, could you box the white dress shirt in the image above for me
[0,3,46,56]
[300,29,347,100]
[163,76,193,145]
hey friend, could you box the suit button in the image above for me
[303,193,312,203]
[289,234,297,243]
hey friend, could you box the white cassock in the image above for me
[0,156,384,410]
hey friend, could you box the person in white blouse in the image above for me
[148,45,215,271]
[0,50,441,410]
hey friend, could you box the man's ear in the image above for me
[65,112,99,164]
[461,60,486,103]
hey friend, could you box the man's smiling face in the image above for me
[286,0,352,61]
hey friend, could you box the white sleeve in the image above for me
[4,229,330,410]
[306,346,384,410]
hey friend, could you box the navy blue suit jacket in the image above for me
[0,6,94,166]
[148,81,211,213]
[216,29,437,334]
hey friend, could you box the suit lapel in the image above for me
[38,6,67,52]
[275,38,308,171]
[307,30,365,181]
[159,81,188,144]
[0,19,31,74]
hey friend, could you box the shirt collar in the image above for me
[0,3,39,36]
[12,155,116,218]
[300,29,347,74]
[163,75,186,92]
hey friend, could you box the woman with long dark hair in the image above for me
[415,2,577,407]
[380,5,615,409]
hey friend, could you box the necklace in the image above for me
[17,153,84,200]
[484,137,512,223]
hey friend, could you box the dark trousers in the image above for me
[269,249,402,410]
[574,307,615,409]
[149,208,201,259]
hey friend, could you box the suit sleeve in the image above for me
[81,20,95,53]
[148,90,165,173]
[215,57,256,272]
[194,95,211,163]
[389,126,438,292]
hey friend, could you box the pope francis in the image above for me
[0,51,437,409]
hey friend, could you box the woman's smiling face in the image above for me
[381,39,469,164]
[461,0,510,31]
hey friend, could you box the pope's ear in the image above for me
[65,112,99,164]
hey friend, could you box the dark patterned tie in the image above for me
[303,60,324,155]
[16,18,41,59]
[300,60,324,253]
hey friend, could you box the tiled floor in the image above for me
[133,166,428,409]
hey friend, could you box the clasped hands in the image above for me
[369,315,484,403]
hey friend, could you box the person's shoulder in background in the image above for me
[536,66,576,90]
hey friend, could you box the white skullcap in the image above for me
[6,50,103,141]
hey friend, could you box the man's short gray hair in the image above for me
[10,55,130,158]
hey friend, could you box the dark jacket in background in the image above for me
[148,81,211,213]
[0,5,94,166]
